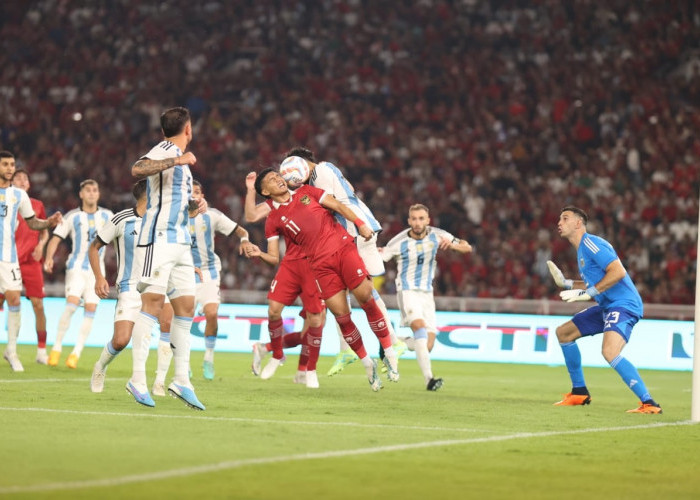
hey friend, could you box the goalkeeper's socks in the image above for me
[610,355,651,401]
[560,342,586,388]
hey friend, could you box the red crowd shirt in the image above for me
[265,185,352,264]
[15,197,46,263]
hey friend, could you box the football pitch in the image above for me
[1,345,698,499]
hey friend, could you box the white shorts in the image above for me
[357,233,385,276]
[137,241,195,299]
[114,290,141,324]
[195,277,221,307]
[0,261,22,292]
[65,268,100,304]
[397,289,437,333]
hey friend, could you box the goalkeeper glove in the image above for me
[559,289,593,302]
[546,260,573,289]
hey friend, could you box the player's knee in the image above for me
[351,281,373,305]
[112,332,130,351]
[555,324,576,343]
[268,305,283,322]
[307,312,322,328]
[601,344,620,363]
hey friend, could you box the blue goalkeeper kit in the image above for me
[576,233,643,317]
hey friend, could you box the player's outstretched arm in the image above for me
[26,211,62,231]
[320,194,373,241]
[43,234,62,273]
[132,152,196,179]
[88,238,110,299]
[244,172,271,223]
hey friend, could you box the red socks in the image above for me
[304,325,323,371]
[268,319,284,359]
[335,313,367,359]
[361,299,392,349]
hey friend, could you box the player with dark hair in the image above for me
[6,169,51,364]
[0,151,62,372]
[244,172,327,389]
[128,106,206,409]
[547,206,662,413]
[246,168,399,391]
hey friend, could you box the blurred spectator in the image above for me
[0,0,697,304]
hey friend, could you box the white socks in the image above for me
[171,316,193,387]
[96,342,119,371]
[70,314,94,357]
[415,337,433,383]
[6,306,21,353]
[131,312,156,386]
[52,303,77,352]
[155,336,172,385]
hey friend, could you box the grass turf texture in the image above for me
[1,344,698,499]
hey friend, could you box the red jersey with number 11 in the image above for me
[264,185,353,264]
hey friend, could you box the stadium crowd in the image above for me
[0,0,698,304]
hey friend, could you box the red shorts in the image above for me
[311,242,370,300]
[19,259,45,298]
[267,258,324,314]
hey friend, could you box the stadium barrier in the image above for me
[2,295,693,371]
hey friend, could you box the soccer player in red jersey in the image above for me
[249,168,399,391]
[10,169,50,364]
[244,172,327,389]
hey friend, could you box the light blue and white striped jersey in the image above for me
[53,207,112,271]
[382,226,455,292]
[189,208,238,283]
[577,232,644,316]
[0,186,35,263]
[137,140,193,246]
[309,161,381,237]
[97,208,141,293]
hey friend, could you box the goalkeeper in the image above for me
[546,206,662,414]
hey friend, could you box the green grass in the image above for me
[1,344,698,499]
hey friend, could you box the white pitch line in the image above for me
[0,420,694,495]
[0,378,91,383]
[0,406,497,434]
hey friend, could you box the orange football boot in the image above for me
[554,392,591,406]
[626,402,662,414]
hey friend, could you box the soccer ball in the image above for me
[279,156,310,187]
